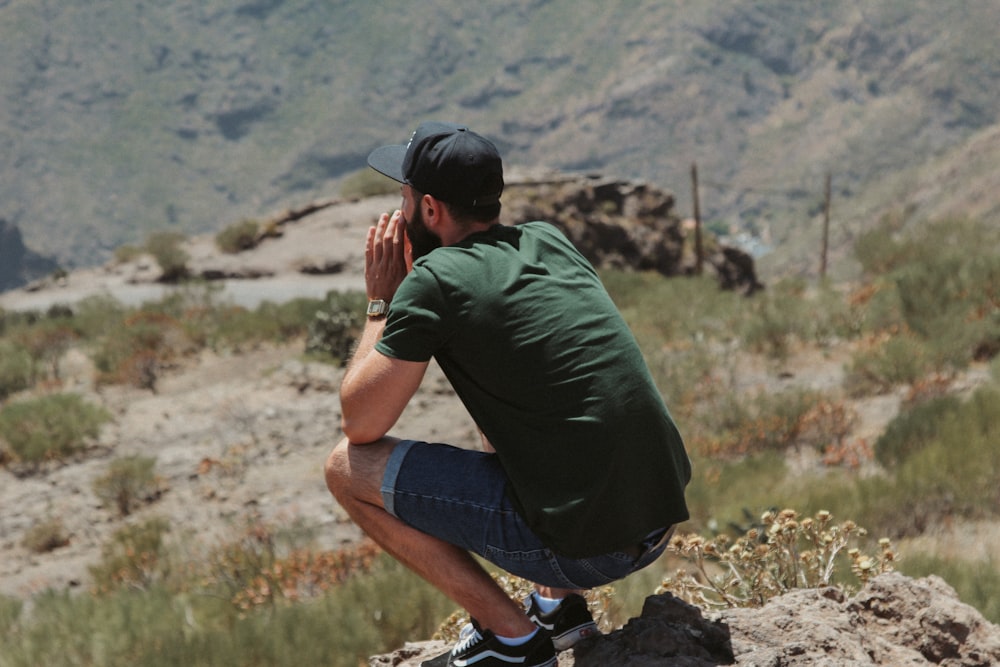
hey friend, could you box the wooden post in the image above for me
[820,172,831,279]
[691,163,703,275]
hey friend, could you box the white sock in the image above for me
[533,592,564,614]
[495,627,538,647]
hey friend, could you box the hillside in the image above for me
[1,183,998,664]
[2,0,999,281]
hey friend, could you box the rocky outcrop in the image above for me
[371,573,1000,666]
[0,218,59,292]
[504,171,763,294]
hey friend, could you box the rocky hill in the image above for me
[2,0,999,281]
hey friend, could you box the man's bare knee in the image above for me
[325,436,398,508]
[324,437,353,502]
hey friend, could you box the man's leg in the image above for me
[324,436,536,638]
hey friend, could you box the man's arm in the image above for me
[340,316,427,444]
[339,209,426,444]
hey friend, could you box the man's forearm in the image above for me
[342,316,386,391]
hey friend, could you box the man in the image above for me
[325,121,691,667]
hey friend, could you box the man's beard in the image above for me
[406,205,442,260]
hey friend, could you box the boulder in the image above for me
[370,573,1000,666]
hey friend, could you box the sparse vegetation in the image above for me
[93,456,161,517]
[21,517,71,554]
[339,168,399,199]
[661,509,896,609]
[145,231,190,282]
[305,290,367,364]
[0,393,111,468]
[215,218,261,254]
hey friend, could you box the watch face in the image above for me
[367,300,388,316]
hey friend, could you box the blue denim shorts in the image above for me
[380,439,670,589]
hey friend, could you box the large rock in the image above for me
[503,171,762,294]
[0,218,59,292]
[370,573,1000,666]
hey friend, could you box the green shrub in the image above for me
[0,340,34,399]
[215,218,261,253]
[145,231,189,282]
[0,393,111,467]
[852,217,1000,367]
[89,518,172,594]
[843,334,930,397]
[21,517,71,553]
[211,297,325,349]
[91,310,191,388]
[70,294,129,340]
[93,455,161,517]
[112,243,144,264]
[874,395,962,468]
[305,290,367,364]
[861,387,1000,537]
[339,168,399,199]
[11,318,79,382]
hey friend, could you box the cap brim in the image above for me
[367,144,407,183]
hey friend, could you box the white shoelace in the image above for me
[452,623,485,655]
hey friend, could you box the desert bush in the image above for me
[305,290,367,364]
[601,271,741,345]
[91,310,190,388]
[11,318,79,383]
[853,216,1000,367]
[692,388,855,460]
[93,455,161,517]
[210,297,324,350]
[874,395,962,468]
[21,517,71,553]
[661,509,896,609]
[89,518,172,594]
[857,387,1000,537]
[70,294,129,340]
[215,218,261,253]
[145,231,189,282]
[112,243,144,264]
[843,333,930,397]
[339,167,399,199]
[0,340,34,399]
[0,393,111,467]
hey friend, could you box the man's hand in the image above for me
[365,209,411,302]
[340,208,426,445]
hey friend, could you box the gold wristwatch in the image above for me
[366,299,389,318]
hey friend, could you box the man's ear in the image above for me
[421,194,445,231]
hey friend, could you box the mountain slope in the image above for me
[1,0,998,278]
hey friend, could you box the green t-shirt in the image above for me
[376,221,691,557]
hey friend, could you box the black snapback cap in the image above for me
[367,121,504,207]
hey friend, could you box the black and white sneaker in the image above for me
[421,620,557,667]
[525,593,599,650]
